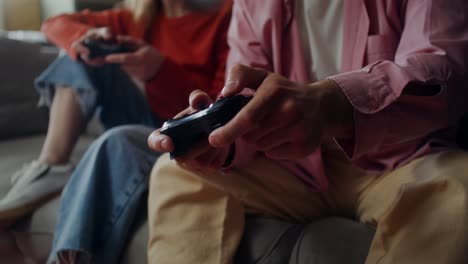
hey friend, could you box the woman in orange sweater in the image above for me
[0,0,231,262]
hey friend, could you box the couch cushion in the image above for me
[289,218,375,264]
[0,103,49,140]
[0,38,57,139]
[1,136,376,264]
[0,38,57,105]
[235,216,303,264]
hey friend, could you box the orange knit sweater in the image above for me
[41,2,231,119]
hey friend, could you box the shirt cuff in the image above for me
[329,69,394,158]
[223,139,258,169]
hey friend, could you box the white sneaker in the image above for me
[0,160,74,223]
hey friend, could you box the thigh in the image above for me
[35,55,101,120]
[151,154,330,223]
[358,151,468,224]
[90,66,160,129]
[61,125,158,208]
[360,151,468,264]
[320,139,378,217]
[35,55,159,129]
[54,125,159,260]
[62,125,157,208]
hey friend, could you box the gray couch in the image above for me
[0,37,375,263]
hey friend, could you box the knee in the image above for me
[406,151,468,214]
[97,125,150,147]
[148,154,205,198]
[102,125,140,138]
[148,154,180,214]
[425,151,468,189]
[149,154,173,187]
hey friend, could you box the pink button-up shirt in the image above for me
[227,0,468,191]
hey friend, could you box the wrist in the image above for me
[314,79,354,138]
[222,144,236,168]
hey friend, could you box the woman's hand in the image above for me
[148,90,231,171]
[71,27,113,66]
[208,64,354,160]
[105,35,165,82]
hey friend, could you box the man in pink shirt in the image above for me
[146,0,468,263]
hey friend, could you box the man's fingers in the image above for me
[221,64,270,97]
[209,107,256,147]
[189,90,213,110]
[148,130,174,153]
[212,65,284,147]
[173,107,195,119]
[209,80,283,147]
[171,90,213,119]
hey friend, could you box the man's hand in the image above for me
[208,64,354,160]
[148,90,231,171]
[105,35,165,82]
[72,27,113,66]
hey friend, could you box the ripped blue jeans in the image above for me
[35,55,161,263]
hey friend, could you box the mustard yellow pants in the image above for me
[147,142,468,264]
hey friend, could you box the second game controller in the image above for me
[82,38,132,59]
[160,95,252,158]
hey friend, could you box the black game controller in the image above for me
[82,38,132,59]
[160,95,253,158]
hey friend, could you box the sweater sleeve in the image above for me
[41,9,134,59]
[329,0,468,159]
[144,3,231,120]
[144,41,229,120]
[144,58,213,120]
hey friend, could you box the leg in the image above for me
[0,88,81,222]
[34,55,99,165]
[49,125,159,264]
[147,154,332,264]
[39,87,84,165]
[0,55,159,224]
[34,55,159,165]
[360,151,468,264]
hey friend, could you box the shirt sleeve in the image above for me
[224,0,272,168]
[329,0,468,159]
[210,8,231,100]
[225,0,272,73]
[41,9,133,59]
